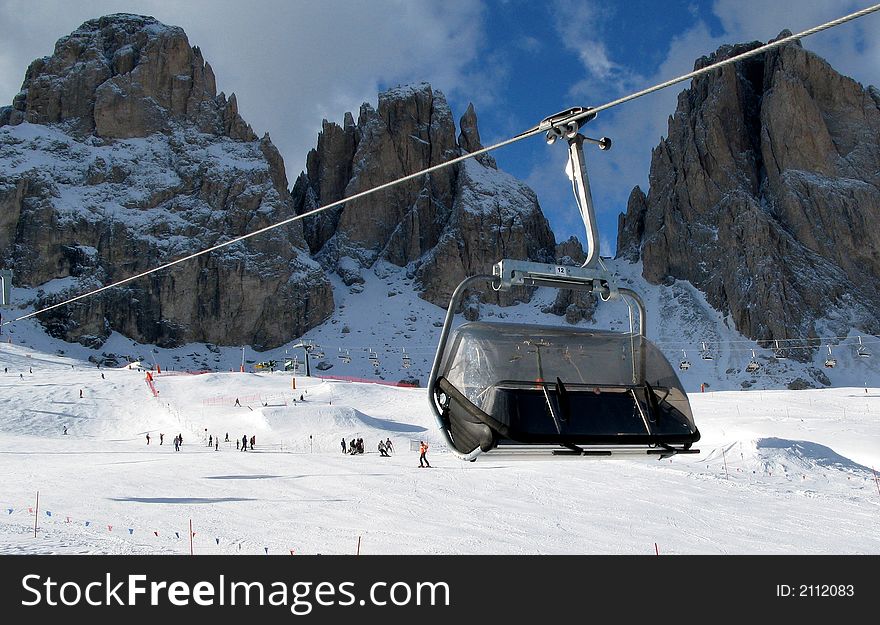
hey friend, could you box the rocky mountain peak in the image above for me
[292,82,556,309]
[0,14,332,350]
[458,102,497,169]
[617,34,880,351]
[1,13,254,141]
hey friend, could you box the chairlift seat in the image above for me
[434,322,699,455]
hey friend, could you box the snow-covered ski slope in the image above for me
[1,340,878,555]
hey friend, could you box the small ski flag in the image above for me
[128,528,134,535]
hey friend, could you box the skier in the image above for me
[234,398,241,407]
[178,433,183,446]
[250,435,255,450]
[159,433,164,445]
[215,438,219,451]
[378,441,389,457]
[79,389,82,398]
[146,433,151,445]
[174,435,180,452]
[208,434,213,448]
[385,438,394,454]
[62,425,68,435]
[418,440,431,468]
[225,433,229,442]
[101,373,105,380]
[241,434,248,451]
[341,437,346,453]
[236,439,240,451]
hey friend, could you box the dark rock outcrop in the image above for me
[292,83,556,308]
[0,14,332,349]
[617,33,880,346]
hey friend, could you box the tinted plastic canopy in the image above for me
[435,322,699,454]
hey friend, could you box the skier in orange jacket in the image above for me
[418,441,431,468]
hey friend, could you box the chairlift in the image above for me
[773,339,786,360]
[824,345,837,369]
[700,341,714,361]
[679,350,691,371]
[337,348,351,364]
[745,350,760,374]
[311,346,325,359]
[428,108,699,461]
[290,356,304,375]
[368,348,380,368]
[402,348,412,369]
[857,336,871,358]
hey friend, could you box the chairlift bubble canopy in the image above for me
[434,321,699,455]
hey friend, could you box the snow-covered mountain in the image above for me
[0,14,332,350]
[618,32,880,350]
[1,15,878,393]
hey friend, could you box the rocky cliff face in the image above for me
[292,83,556,309]
[617,33,880,348]
[0,14,332,349]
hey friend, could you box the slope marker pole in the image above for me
[34,491,39,538]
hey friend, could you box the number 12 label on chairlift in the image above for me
[555,266,569,276]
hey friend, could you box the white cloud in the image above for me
[0,0,486,178]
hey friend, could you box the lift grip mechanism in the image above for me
[492,259,617,301]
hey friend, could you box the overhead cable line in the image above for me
[2,3,879,328]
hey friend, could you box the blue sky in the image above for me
[2,0,878,255]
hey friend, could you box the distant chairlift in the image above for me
[338,348,352,364]
[745,349,761,374]
[824,345,837,369]
[700,341,714,361]
[291,356,305,375]
[310,344,325,359]
[679,350,691,371]
[402,348,412,369]
[773,339,786,360]
[857,336,871,358]
[368,348,381,368]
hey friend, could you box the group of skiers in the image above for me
[340,436,397,458]
[237,434,256,451]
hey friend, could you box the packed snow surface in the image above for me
[1,340,878,555]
